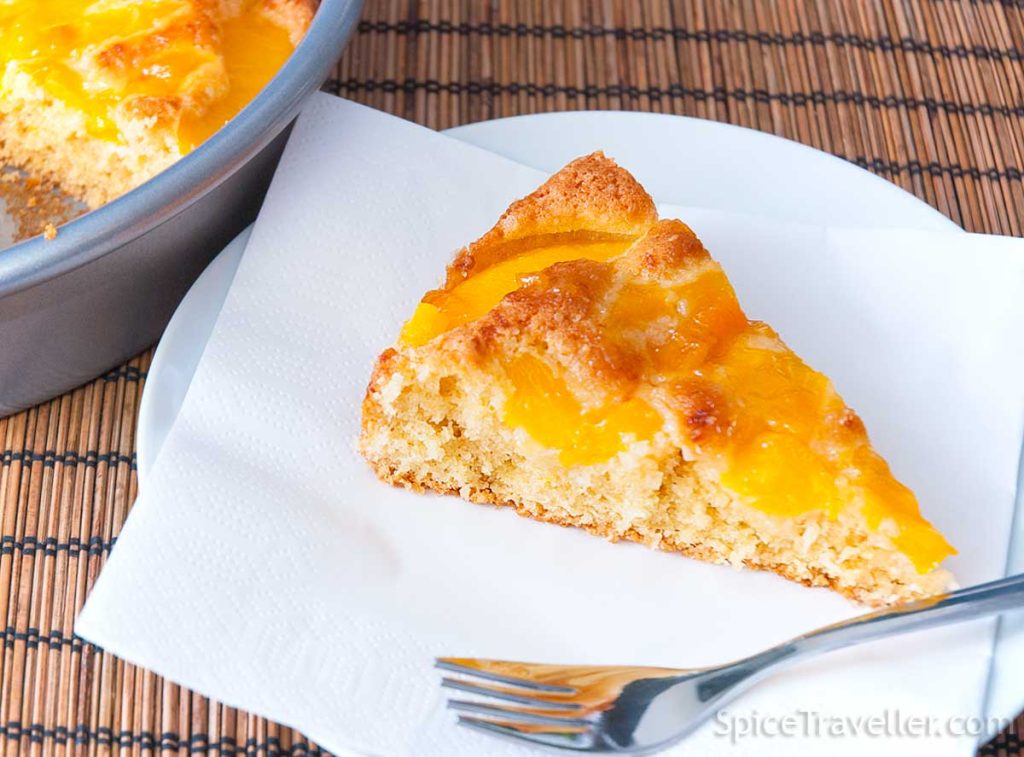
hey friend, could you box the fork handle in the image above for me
[783,572,1024,658]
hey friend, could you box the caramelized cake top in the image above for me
[398,153,954,573]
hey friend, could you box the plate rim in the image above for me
[445,110,960,232]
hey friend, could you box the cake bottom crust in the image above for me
[365,457,951,607]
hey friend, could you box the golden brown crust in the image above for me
[618,219,710,280]
[434,221,718,411]
[361,346,400,429]
[444,152,658,286]
[466,259,644,400]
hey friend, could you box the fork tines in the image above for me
[436,657,598,749]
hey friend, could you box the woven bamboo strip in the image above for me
[1,1,1023,754]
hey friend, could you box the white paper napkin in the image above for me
[77,94,1024,757]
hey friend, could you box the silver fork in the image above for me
[437,573,1024,754]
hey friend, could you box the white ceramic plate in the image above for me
[135,111,1020,741]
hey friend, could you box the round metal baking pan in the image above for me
[0,0,363,415]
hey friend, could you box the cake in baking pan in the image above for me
[0,0,315,207]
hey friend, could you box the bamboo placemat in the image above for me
[1,0,1022,754]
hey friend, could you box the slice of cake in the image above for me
[360,153,955,605]
[0,0,315,208]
